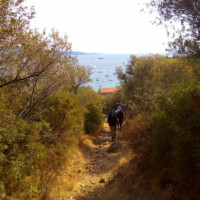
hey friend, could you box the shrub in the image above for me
[0,89,86,199]
[84,104,104,134]
[149,83,200,199]
[0,94,52,198]
[123,114,152,157]
[77,87,104,134]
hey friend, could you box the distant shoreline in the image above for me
[69,51,167,56]
[69,51,102,56]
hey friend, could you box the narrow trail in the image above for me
[50,123,134,200]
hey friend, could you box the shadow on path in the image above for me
[73,126,136,200]
[50,123,139,200]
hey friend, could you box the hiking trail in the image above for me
[50,123,134,200]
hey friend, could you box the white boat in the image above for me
[103,80,106,82]
[109,78,114,81]
[98,71,103,73]
[87,64,96,68]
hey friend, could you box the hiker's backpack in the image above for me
[108,112,117,126]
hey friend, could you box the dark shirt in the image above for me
[117,110,124,122]
[108,112,117,126]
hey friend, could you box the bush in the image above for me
[149,83,200,199]
[0,88,86,199]
[0,94,52,198]
[116,55,196,114]
[84,104,104,134]
[77,87,104,134]
[122,114,152,157]
[117,55,200,199]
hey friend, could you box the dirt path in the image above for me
[50,123,133,200]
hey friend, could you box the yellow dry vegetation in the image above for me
[49,123,136,200]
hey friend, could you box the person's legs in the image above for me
[119,120,123,131]
[110,126,115,141]
[110,126,117,141]
[113,126,116,139]
[116,119,119,130]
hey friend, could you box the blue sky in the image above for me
[25,0,169,54]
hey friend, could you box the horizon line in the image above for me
[70,50,168,55]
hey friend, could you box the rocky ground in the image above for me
[50,123,134,200]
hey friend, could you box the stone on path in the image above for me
[107,142,122,153]
[99,178,106,183]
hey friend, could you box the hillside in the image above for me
[49,123,160,200]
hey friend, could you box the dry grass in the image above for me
[48,120,171,200]
[117,114,175,200]
[48,127,105,200]
[122,114,152,156]
[49,146,86,199]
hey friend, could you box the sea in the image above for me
[76,54,132,92]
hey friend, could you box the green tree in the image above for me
[0,1,94,198]
[117,55,196,114]
[146,0,200,58]
[149,83,200,199]
[78,87,104,134]
[117,54,200,199]
[0,0,92,119]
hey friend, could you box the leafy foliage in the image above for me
[0,92,50,198]
[0,1,103,199]
[78,87,104,134]
[150,84,200,199]
[146,0,200,58]
[117,54,200,199]
[117,55,196,114]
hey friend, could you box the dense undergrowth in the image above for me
[108,55,200,200]
[0,1,104,199]
[1,0,200,199]
[0,87,104,199]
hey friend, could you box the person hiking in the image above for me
[107,110,117,141]
[115,103,121,113]
[116,110,124,131]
